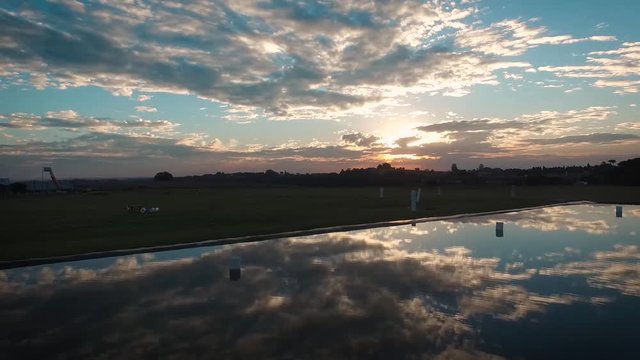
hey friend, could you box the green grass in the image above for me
[1,185,639,261]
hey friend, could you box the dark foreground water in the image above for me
[1,204,639,359]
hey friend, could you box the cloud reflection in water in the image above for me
[0,204,638,359]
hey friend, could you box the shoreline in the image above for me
[0,200,602,270]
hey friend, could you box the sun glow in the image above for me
[378,125,449,148]
[378,153,440,162]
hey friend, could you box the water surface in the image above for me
[1,204,639,359]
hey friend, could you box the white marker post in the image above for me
[416,188,422,203]
[380,187,384,198]
[410,190,417,212]
[616,206,623,218]
[496,222,504,237]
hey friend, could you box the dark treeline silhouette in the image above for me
[5,157,640,194]
[170,157,640,187]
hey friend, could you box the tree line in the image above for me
[2,157,638,196]
[163,157,640,187]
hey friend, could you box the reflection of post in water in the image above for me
[229,256,241,281]
[616,206,623,218]
[410,190,417,212]
[496,222,504,237]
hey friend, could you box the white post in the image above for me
[379,187,384,198]
[416,188,422,203]
[616,206,623,218]
[510,185,516,198]
[496,222,504,237]
[410,190,417,212]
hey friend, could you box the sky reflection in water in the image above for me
[1,204,639,359]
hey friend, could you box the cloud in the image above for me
[0,235,503,358]
[418,106,616,134]
[1,104,636,177]
[0,1,543,120]
[395,136,421,148]
[524,133,639,145]
[414,106,619,155]
[341,132,380,147]
[539,42,640,93]
[0,129,373,178]
[616,122,640,131]
[47,0,85,13]
[564,87,581,93]
[2,1,624,121]
[0,111,178,134]
[135,106,158,113]
[456,19,616,56]
[387,106,640,165]
[459,284,580,321]
[593,79,640,93]
[0,1,637,172]
[3,214,627,359]
[453,205,613,235]
[540,244,640,297]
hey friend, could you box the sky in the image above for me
[0,0,639,179]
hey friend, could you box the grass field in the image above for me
[1,185,639,262]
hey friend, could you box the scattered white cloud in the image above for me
[135,106,158,113]
[539,42,640,93]
[504,72,524,80]
[616,122,640,131]
[0,111,178,134]
[540,244,640,297]
[456,19,616,56]
[47,0,85,13]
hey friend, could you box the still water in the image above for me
[1,204,639,359]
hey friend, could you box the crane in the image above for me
[43,167,61,191]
